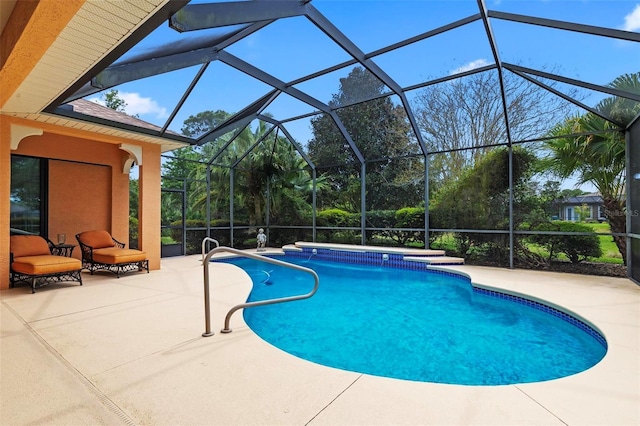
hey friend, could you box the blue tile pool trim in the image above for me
[474,287,607,348]
[286,247,427,270]
[284,247,608,349]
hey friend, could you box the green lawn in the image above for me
[584,222,623,263]
[430,222,624,264]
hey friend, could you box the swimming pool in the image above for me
[220,255,607,385]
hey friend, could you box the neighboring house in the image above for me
[557,194,606,222]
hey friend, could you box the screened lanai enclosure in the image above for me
[44,1,640,280]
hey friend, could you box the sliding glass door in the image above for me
[10,155,47,235]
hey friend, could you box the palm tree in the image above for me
[240,129,327,226]
[166,109,327,233]
[544,72,640,264]
[184,121,269,223]
[264,139,328,225]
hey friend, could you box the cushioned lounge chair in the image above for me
[76,230,149,278]
[10,235,83,293]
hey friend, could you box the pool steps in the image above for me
[403,255,465,265]
[282,242,464,265]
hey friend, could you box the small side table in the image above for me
[52,243,75,257]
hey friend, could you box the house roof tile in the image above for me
[68,99,180,135]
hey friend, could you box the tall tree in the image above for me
[162,110,233,220]
[102,89,127,112]
[544,72,640,264]
[163,110,322,227]
[239,130,327,226]
[181,110,230,138]
[430,146,537,259]
[308,66,423,211]
[412,69,575,189]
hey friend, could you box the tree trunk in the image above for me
[603,197,626,265]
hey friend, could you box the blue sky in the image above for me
[92,0,639,130]
[90,0,639,189]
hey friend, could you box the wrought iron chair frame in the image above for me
[9,236,83,293]
[76,233,149,278]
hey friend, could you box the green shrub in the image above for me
[395,207,425,227]
[317,209,357,227]
[211,219,231,227]
[529,221,602,263]
[168,219,248,254]
[365,210,396,228]
[129,216,139,249]
[429,147,536,259]
[395,207,426,245]
[331,231,361,244]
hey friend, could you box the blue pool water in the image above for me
[221,256,607,385]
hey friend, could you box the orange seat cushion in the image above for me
[10,235,51,257]
[92,248,147,265]
[12,255,82,275]
[77,230,115,249]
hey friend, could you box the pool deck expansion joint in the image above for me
[305,374,364,425]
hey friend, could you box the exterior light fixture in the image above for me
[634,173,640,180]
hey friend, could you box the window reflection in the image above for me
[10,155,43,235]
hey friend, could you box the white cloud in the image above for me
[449,59,490,75]
[622,4,640,31]
[88,92,168,119]
[120,92,168,119]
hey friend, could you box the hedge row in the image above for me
[139,210,602,264]
[527,221,602,264]
[315,207,424,229]
[316,207,426,246]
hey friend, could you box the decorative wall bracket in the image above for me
[119,143,142,174]
[11,124,43,150]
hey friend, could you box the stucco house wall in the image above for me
[0,0,173,290]
[1,115,162,290]
[12,127,132,255]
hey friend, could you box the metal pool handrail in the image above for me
[201,237,219,263]
[202,246,320,337]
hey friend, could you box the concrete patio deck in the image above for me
[1,251,639,425]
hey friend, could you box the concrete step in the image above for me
[293,242,445,256]
[403,255,465,265]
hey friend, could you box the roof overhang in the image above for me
[0,0,191,152]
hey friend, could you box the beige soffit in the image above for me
[1,0,187,152]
